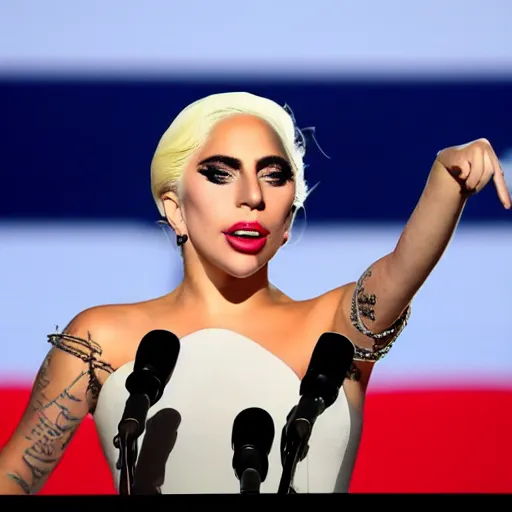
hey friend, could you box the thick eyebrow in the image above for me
[198,155,242,169]
[198,154,292,173]
[256,155,292,173]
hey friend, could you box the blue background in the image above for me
[3,79,511,223]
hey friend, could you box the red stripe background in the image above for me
[1,387,511,494]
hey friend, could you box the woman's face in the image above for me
[165,114,296,279]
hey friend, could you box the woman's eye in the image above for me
[198,166,232,185]
[262,167,293,186]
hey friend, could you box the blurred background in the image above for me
[1,0,512,494]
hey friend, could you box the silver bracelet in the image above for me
[349,268,411,362]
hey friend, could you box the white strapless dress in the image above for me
[93,328,362,494]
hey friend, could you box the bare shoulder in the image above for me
[61,302,145,340]
[54,301,152,370]
[299,283,353,319]
[268,284,354,337]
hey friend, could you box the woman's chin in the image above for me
[221,262,266,280]
[214,253,271,280]
[196,244,280,281]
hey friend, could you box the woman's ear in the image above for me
[162,191,186,235]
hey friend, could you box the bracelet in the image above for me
[349,268,411,362]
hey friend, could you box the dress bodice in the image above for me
[93,328,362,494]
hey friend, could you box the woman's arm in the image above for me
[0,311,113,494]
[337,138,511,354]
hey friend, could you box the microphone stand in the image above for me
[234,444,268,495]
[240,468,262,494]
[278,433,307,494]
[113,393,151,496]
[113,428,139,496]
[278,400,321,494]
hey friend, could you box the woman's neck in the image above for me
[176,253,275,314]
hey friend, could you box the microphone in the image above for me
[288,332,355,443]
[231,407,275,494]
[278,332,355,493]
[115,329,180,496]
[118,329,181,439]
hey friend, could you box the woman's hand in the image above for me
[435,138,511,209]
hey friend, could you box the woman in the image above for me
[0,92,509,495]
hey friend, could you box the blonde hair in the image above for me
[150,92,308,217]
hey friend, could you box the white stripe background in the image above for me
[2,222,511,389]
[1,0,511,79]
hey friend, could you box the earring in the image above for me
[176,234,188,247]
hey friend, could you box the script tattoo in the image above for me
[7,330,114,494]
[7,368,87,494]
[346,362,361,382]
[355,268,377,322]
[34,350,52,395]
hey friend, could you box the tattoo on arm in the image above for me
[7,371,85,493]
[346,363,361,382]
[47,328,115,402]
[6,328,114,494]
[355,268,377,322]
[349,265,412,364]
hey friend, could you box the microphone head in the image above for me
[127,329,181,405]
[300,332,355,407]
[231,407,275,480]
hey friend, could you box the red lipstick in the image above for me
[223,221,270,255]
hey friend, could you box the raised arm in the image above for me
[0,313,114,494]
[337,138,511,363]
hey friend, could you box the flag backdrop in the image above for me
[1,0,512,494]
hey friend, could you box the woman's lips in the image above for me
[223,221,270,255]
[223,233,268,255]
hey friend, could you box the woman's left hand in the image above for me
[435,138,511,209]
